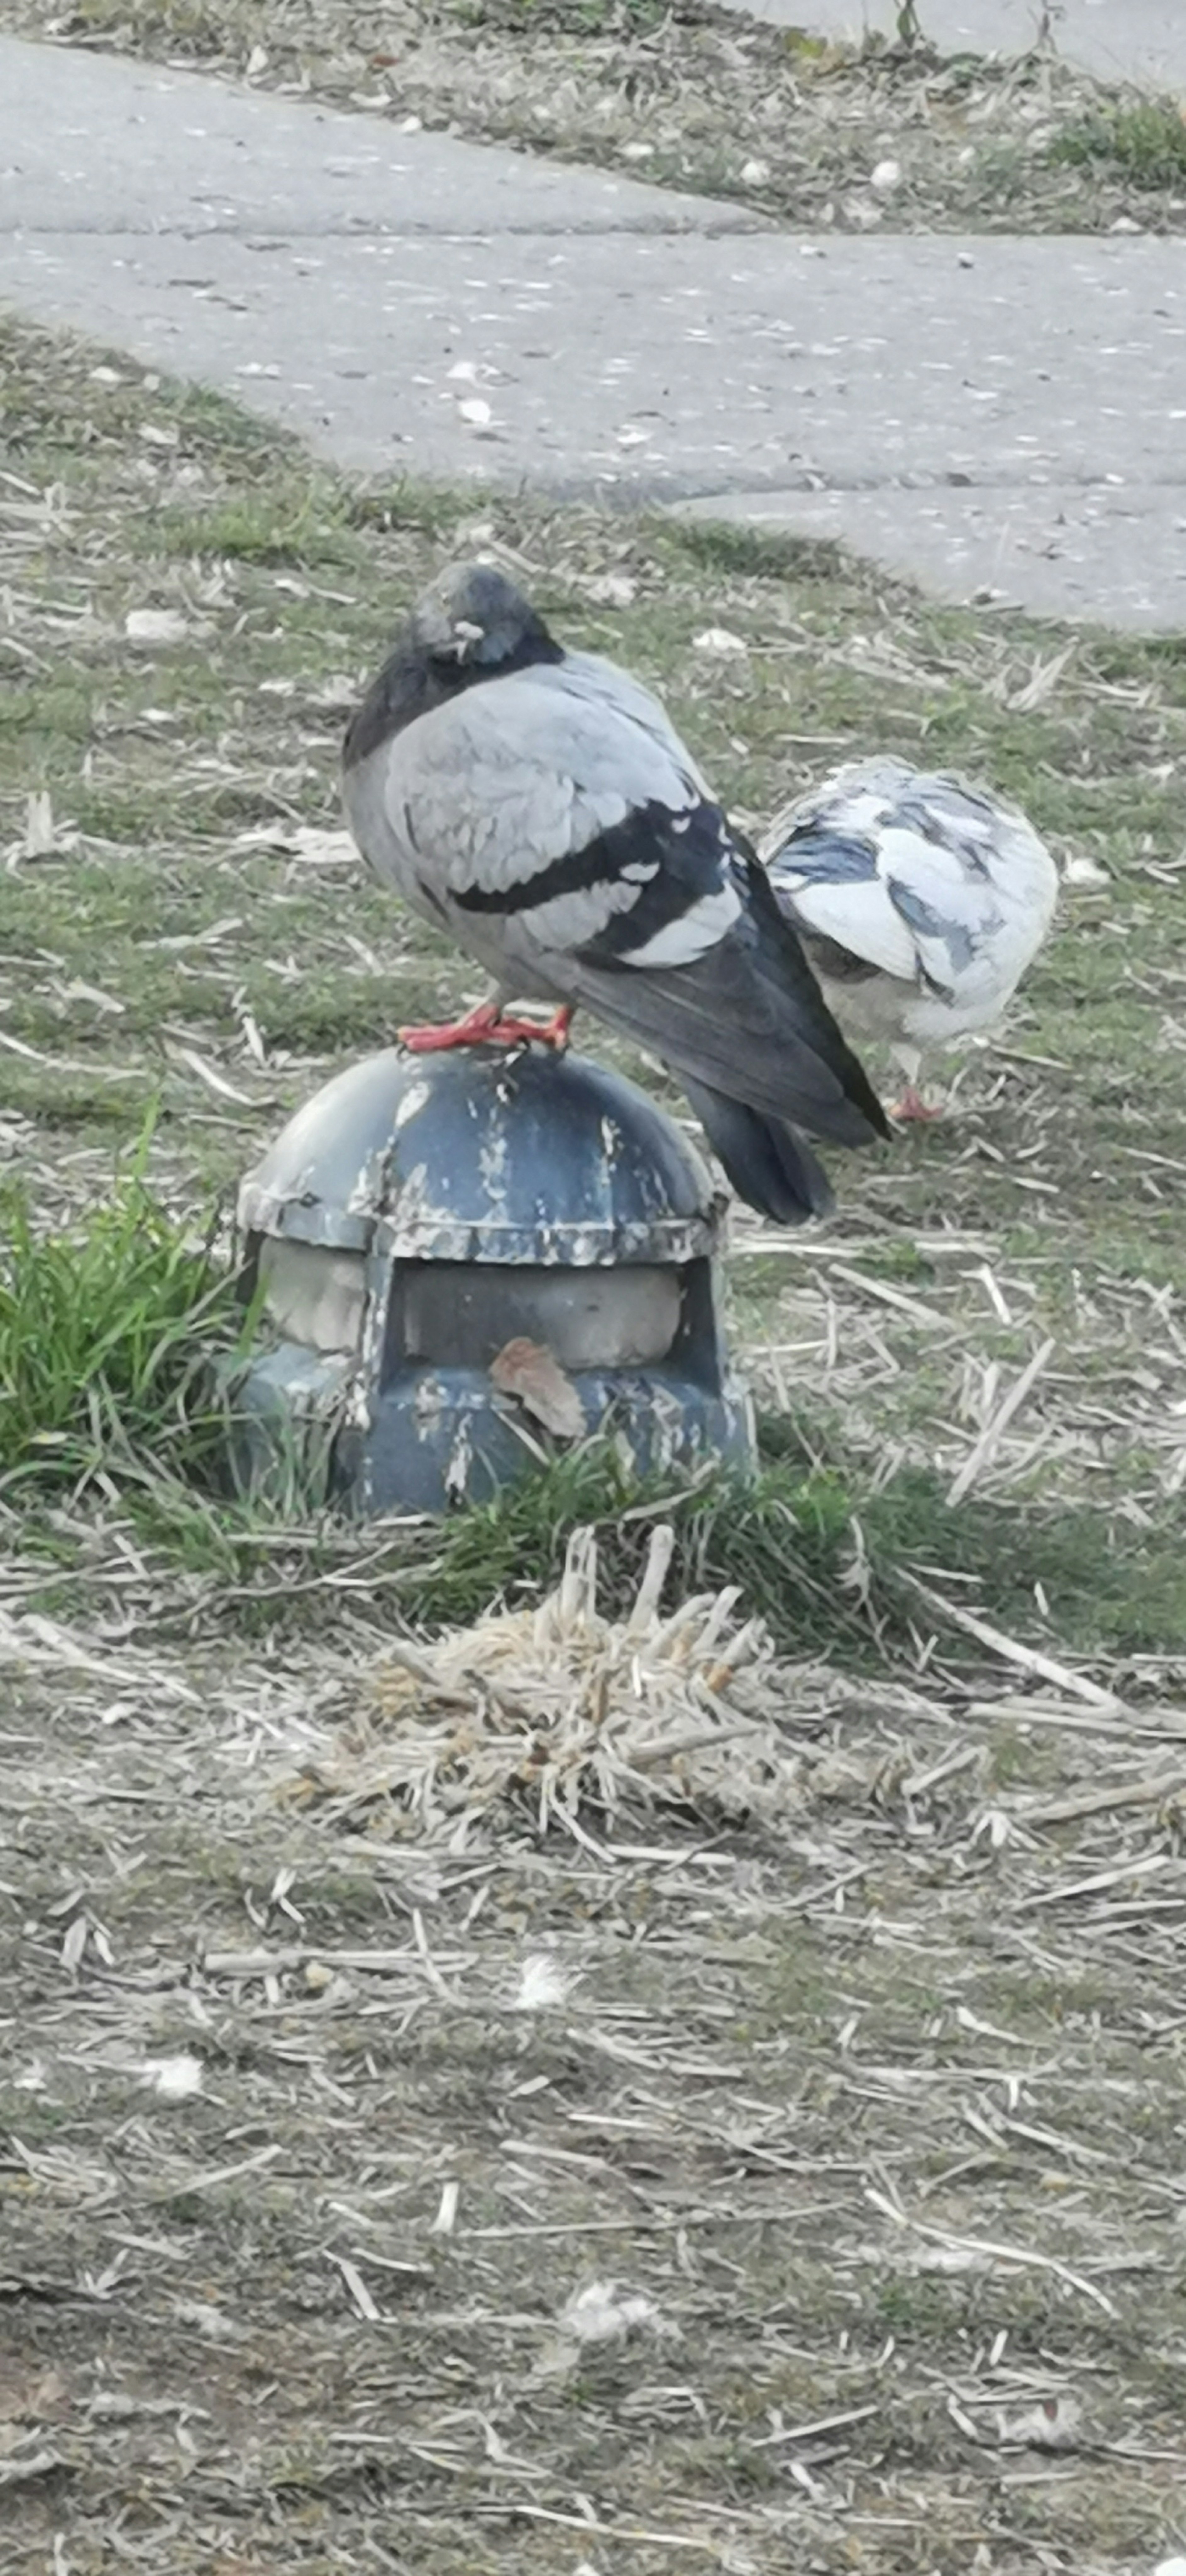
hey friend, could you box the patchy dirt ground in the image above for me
[4,1567,1186,2575]
[4,0,1186,238]
[3,311,1186,2574]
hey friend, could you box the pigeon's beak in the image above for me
[452,618,484,661]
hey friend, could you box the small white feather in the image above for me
[693,626,748,656]
[125,608,191,646]
[139,2053,204,2101]
[512,1954,572,2011]
[557,2279,664,2345]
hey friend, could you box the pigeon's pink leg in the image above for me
[889,1083,943,1123]
[399,1002,575,1054]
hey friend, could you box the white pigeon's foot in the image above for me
[888,1082,943,1123]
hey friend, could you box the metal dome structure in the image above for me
[231,1044,754,1514]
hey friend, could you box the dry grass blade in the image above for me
[903,1577,1123,1708]
[946,1334,1056,1506]
[864,2185,1117,2315]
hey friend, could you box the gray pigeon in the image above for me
[342,563,889,1223]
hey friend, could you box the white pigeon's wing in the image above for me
[768,830,924,985]
[762,760,1053,1005]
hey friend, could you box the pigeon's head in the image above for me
[411,563,561,676]
[344,562,562,771]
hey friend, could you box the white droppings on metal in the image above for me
[444,1417,474,1502]
[343,1358,372,1435]
[646,1380,687,1475]
[477,1114,510,1204]
[386,1157,450,1240]
[392,1079,432,1130]
[355,1274,385,1420]
[531,1219,605,1268]
[412,1373,449,1438]
[344,1151,380,1222]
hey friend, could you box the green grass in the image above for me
[0,1122,252,1501]
[1051,98,1186,190]
[386,1437,1186,1665]
[4,1113,1182,1669]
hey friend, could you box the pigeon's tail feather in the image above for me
[681,1080,834,1226]
[565,853,890,1152]
[741,853,890,1138]
[571,931,886,1148]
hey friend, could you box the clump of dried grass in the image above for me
[299,1521,805,1843]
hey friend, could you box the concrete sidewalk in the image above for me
[725,0,1186,90]
[2,35,1184,630]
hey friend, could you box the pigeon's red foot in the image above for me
[889,1083,943,1124]
[399,1002,575,1055]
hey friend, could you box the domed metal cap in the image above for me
[238,1046,719,1266]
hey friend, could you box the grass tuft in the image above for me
[395,1436,1186,1673]
[0,1121,250,1501]
[9,1159,1176,1677]
[1050,98,1186,190]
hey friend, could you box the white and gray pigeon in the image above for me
[341,563,889,1223]
[760,756,1059,1119]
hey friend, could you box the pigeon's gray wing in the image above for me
[345,659,741,966]
[566,848,887,1146]
[347,656,887,1150]
[560,651,716,798]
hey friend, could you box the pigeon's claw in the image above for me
[399,1003,574,1054]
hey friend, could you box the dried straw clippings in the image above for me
[297,1522,802,1843]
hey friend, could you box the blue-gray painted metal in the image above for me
[239,1046,718,1264]
[234,1045,754,1515]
